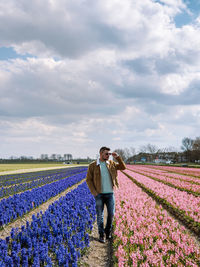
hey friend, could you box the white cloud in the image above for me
[161,73,190,95]
[0,0,200,158]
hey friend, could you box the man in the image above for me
[86,146,126,243]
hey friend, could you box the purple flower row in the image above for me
[0,171,87,227]
[0,182,96,266]
[0,167,87,187]
[0,167,87,199]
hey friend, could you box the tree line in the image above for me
[114,136,200,163]
[1,136,200,164]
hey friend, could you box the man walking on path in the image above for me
[86,146,126,243]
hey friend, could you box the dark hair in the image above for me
[99,146,110,154]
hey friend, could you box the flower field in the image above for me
[0,167,87,194]
[124,166,200,236]
[149,165,200,178]
[0,168,88,228]
[0,182,95,266]
[126,165,200,195]
[0,167,87,193]
[113,171,200,266]
[0,164,200,266]
[0,167,96,266]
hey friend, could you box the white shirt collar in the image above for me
[96,156,109,165]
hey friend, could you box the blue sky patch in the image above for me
[154,0,200,27]
[0,47,34,61]
[174,0,200,27]
[174,10,193,27]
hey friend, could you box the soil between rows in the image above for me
[79,209,112,267]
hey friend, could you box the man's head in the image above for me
[99,146,111,161]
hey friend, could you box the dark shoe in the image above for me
[99,235,105,243]
[106,233,112,240]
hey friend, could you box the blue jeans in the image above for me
[95,193,115,236]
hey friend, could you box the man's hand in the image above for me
[111,152,119,159]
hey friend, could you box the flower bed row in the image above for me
[150,165,200,178]
[0,167,87,199]
[0,171,87,228]
[127,167,200,196]
[0,182,96,267]
[113,172,200,266]
[123,170,200,236]
[127,165,200,184]
[0,168,65,185]
[0,167,87,187]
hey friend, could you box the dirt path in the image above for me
[0,178,86,239]
[79,209,112,267]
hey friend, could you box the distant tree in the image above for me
[9,156,17,160]
[193,137,200,151]
[68,154,73,160]
[181,137,194,151]
[41,154,48,160]
[181,137,194,162]
[114,148,126,161]
[123,148,131,160]
[139,144,158,154]
[163,146,178,153]
[139,144,159,162]
[114,147,136,162]
[63,154,73,161]
[56,154,62,161]
[50,154,57,160]
[192,137,200,161]
[139,145,148,153]
[129,147,136,157]
[147,144,158,154]
[20,156,27,160]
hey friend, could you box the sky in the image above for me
[1,0,200,159]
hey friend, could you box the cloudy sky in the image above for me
[1,0,200,159]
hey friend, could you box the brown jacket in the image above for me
[86,156,126,196]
